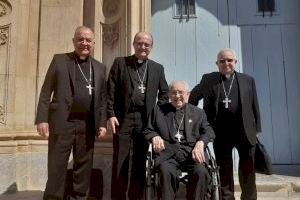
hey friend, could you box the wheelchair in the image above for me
[145,143,221,200]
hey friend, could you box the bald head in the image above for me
[72,26,95,59]
[133,32,153,60]
[216,48,237,75]
[217,48,237,61]
[73,26,94,39]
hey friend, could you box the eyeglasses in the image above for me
[218,59,236,64]
[170,90,187,96]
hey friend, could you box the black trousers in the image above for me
[214,134,257,200]
[159,157,210,200]
[43,119,95,200]
[111,111,149,200]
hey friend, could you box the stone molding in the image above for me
[0,25,9,125]
[100,0,121,50]
[0,26,8,45]
[0,105,4,123]
[0,131,113,154]
[102,21,119,49]
[0,0,11,18]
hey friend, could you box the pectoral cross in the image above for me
[175,131,183,142]
[86,84,94,95]
[222,97,231,109]
[138,84,146,93]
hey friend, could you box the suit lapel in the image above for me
[67,54,76,94]
[91,58,100,99]
[165,109,176,141]
[235,72,245,106]
[184,104,193,142]
[145,60,154,94]
[126,56,136,89]
[213,73,221,116]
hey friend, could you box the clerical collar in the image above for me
[134,56,147,64]
[74,52,89,63]
[222,72,235,80]
[171,104,186,111]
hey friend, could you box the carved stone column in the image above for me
[0,0,11,126]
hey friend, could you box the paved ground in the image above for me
[1,174,299,200]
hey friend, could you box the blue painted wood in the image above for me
[236,0,300,25]
[151,0,300,167]
[151,0,176,84]
[281,24,300,164]
[241,26,275,163]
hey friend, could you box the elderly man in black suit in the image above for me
[36,26,107,200]
[189,48,261,200]
[143,80,215,200]
[107,31,169,200]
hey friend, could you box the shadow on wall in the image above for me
[65,168,104,200]
[3,183,17,194]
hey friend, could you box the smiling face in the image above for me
[216,49,237,75]
[133,32,153,60]
[72,26,95,59]
[169,81,190,109]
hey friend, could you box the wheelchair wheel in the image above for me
[145,145,161,200]
[211,169,221,200]
[206,146,222,200]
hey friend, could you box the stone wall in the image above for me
[0,0,151,197]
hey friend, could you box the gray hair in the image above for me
[217,48,237,60]
[168,80,190,92]
[73,26,94,39]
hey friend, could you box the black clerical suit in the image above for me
[143,103,215,200]
[107,55,168,200]
[189,71,261,200]
[35,52,107,200]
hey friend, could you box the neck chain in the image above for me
[174,113,185,142]
[135,60,148,93]
[75,58,93,95]
[221,73,235,108]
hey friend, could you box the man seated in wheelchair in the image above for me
[143,80,215,200]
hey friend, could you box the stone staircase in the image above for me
[0,174,299,200]
[175,173,300,200]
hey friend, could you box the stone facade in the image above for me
[0,0,151,198]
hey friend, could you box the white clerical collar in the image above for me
[225,74,231,79]
[137,59,143,63]
[80,56,87,60]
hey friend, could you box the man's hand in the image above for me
[108,117,119,134]
[152,136,165,153]
[37,122,49,138]
[192,140,205,163]
[97,127,107,138]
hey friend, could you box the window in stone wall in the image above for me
[174,0,196,19]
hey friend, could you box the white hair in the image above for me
[217,48,237,60]
[168,80,190,92]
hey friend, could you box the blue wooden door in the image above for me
[151,0,300,173]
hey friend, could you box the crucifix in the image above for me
[86,84,94,95]
[138,84,146,93]
[175,131,184,142]
[222,97,231,109]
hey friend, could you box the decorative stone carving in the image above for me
[102,22,119,49]
[0,0,12,18]
[103,0,120,18]
[0,3,6,17]
[0,28,8,45]
[0,105,4,124]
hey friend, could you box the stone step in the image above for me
[0,174,299,200]
[175,173,300,199]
